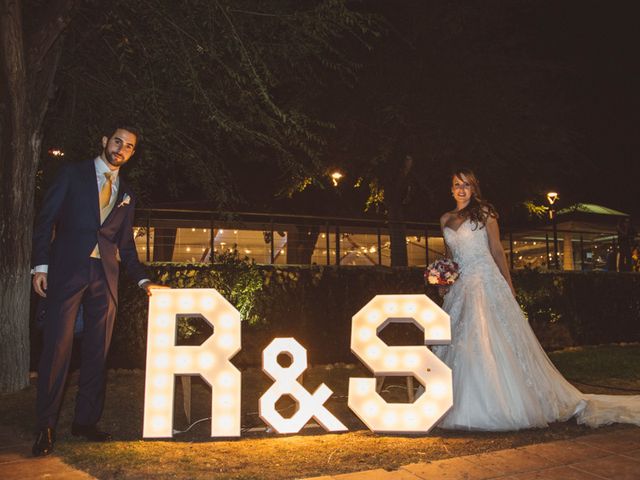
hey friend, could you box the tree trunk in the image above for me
[286,225,320,264]
[387,206,408,267]
[386,154,414,267]
[1,0,32,393]
[0,0,74,393]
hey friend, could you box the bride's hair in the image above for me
[452,168,498,230]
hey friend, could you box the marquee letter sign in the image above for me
[143,290,453,437]
[143,289,242,438]
[347,294,453,433]
[259,338,348,434]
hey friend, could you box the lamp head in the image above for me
[330,171,343,187]
[546,192,559,205]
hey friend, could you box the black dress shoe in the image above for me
[71,423,112,442]
[32,427,55,456]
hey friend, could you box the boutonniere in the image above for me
[117,194,131,208]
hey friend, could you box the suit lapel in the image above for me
[84,159,100,222]
[115,177,127,205]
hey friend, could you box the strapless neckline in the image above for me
[444,217,469,234]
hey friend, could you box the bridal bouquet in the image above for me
[425,258,460,285]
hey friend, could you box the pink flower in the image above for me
[425,259,460,285]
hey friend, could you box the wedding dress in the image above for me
[432,218,640,431]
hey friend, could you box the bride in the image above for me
[432,168,640,431]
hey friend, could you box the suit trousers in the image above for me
[36,258,117,429]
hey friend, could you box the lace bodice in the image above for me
[443,218,497,276]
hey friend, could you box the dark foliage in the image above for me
[43,0,381,208]
[28,267,640,370]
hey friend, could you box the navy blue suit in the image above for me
[32,158,146,428]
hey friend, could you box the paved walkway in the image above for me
[307,428,640,480]
[0,425,95,480]
[1,426,638,479]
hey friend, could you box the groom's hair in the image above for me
[105,124,142,144]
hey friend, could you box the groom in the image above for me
[31,125,161,456]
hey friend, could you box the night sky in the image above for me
[548,0,640,217]
[273,0,640,222]
[366,0,640,219]
[42,0,640,220]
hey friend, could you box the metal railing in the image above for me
[133,208,630,271]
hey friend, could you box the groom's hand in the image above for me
[33,272,48,298]
[141,281,170,297]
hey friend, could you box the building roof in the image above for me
[557,203,629,217]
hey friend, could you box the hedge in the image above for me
[30,263,640,369]
[110,263,428,369]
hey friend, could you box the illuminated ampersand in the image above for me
[348,294,453,433]
[143,289,242,438]
[259,338,348,434]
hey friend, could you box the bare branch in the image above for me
[26,0,76,71]
[229,8,293,18]
[31,39,64,155]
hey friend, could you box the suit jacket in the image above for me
[32,158,147,303]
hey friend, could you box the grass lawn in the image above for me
[1,344,639,479]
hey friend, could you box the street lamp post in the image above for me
[330,170,344,266]
[547,192,560,270]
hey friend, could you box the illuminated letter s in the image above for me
[348,294,453,433]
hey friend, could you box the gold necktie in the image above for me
[99,172,113,209]
[92,172,115,258]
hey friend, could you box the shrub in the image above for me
[34,266,640,369]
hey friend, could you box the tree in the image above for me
[1,0,76,392]
[44,0,380,207]
[328,0,586,265]
[1,0,378,391]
